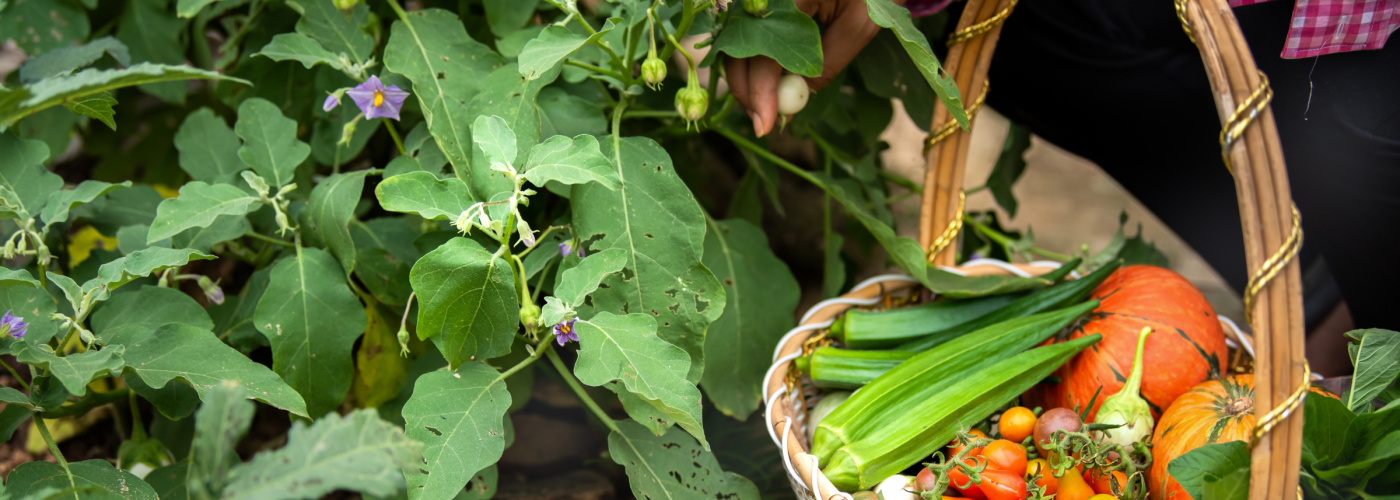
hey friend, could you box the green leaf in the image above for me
[472,115,517,171]
[211,267,271,353]
[116,0,191,105]
[538,87,607,140]
[172,214,251,252]
[714,0,823,77]
[522,135,621,190]
[554,248,627,307]
[123,323,310,418]
[571,136,725,383]
[49,273,83,314]
[1347,329,1400,413]
[516,25,607,80]
[223,409,422,500]
[188,380,255,499]
[402,363,511,500]
[822,178,938,290]
[608,421,760,500]
[0,387,34,410]
[1314,426,1400,489]
[84,247,216,294]
[467,62,557,199]
[148,181,261,243]
[13,343,125,396]
[62,91,119,130]
[144,460,190,500]
[0,0,90,58]
[608,381,673,435]
[177,0,220,17]
[307,170,368,276]
[5,459,158,499]
[574,312,708,448]
[0,404,30,441]
[863,0,968,129]
[374,171,478,220]
[700,218,800,419]
[256,33,344,70]
[293,0,374,66]
[92,285,212,345]
[483,0,539,38]
[2,63,249,129]
[1200,465,1251,500]
[18,37,130,83]
[926,268,1052,299]
[356,247,414,306]
[0,133,61,220]
[91,185,165,234]
[40,180,131,229]
[1303,394,1356,466]
[175,108,247,182]
[236,98,311,188]
[350,304,408,408]
[986,123,1031,217]
[0,283,60,346]
[127,372,200,420]
[856,30,934,131]
[409,238,517,368]
[0,268,40,289]
[1167,440,1251,500]
[384,8,505,189]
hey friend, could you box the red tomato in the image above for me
[977,470,1028,500]
[982,440,1029,476]
[948,457,989,500]
[1084,469,1128,496]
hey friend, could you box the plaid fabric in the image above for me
[1230,0,1400,58]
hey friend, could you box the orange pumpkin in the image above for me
[1148,374,1339,499]
[1036,265,1227,422]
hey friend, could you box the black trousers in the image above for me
[974,0,1400,330]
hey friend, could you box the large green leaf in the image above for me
[472,115,517,170]
[172,214,251,252]
[116,0,190,104]
[84,247,216,294]
[401,363,511,500]
[40,180,131,229]
[144,460,190,500]
[13,343,125,396]
[0,133,61,220]
[375,171,478,221]
[210,267,271,353]
[700,218,799,419]
[822,178,936,290]
[0,268,41,289]
[5,459,158,500]
[571,136,724,382]
[986,123,1032,217]
[608,421,760,500]
[174,108,247,182]
[223,409,422,500]
[0,0,91,58]
[18,37,130,83]
[713,0,823,77]
[307,171,368,276]
[553,248,627,307]
[408,238,517,368]
[293,0,374,66]
[574,312,707,448]
[236,98,310,188]
[254,248,367,418]
[516,25,608,80]
[384,8,505,190]
[0,284,61,346]
[1167,440,1251,500]
[188,381,255,499]
[1347,329,1400,414]
[864,0,967,129]
[122,323,310,417]
[483,0,538,38]
[537,87,607,140]
[856,30,934,131]
[522,134,621,190]
[255,33,344,71]
[148,181,261,243]
[92,285,212,345]
[62,91,120,131]
[2,63,248,129]
[466,62,555,198]
[1303,395,1356,466]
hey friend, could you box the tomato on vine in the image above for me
[976,470,1028,500]
[999,406,1038,444]
[982,439,1029,476]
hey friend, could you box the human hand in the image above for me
[724,0,897,136]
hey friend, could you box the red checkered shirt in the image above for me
[1231,0,1400,58]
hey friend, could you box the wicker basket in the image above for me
[762,0,1307,498]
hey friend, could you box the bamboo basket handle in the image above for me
[915,0,1307,498]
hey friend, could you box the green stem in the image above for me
[40,387,131,419]
[531,258,555,303]
[658,0,697,61]
[965,185,988,195]
[33,414,77,495]
[962,215,1074,262]
[565,60,627,82]
[497,340,550,381]
[127,390,147,441]
[0,358,30,392]
[623,110,681,119]
[383,118,407,156]
[714,127,826,188]
[516,226,564,261]
[243,231,293,248]
[544,347,620,434]
[511,255,531,306]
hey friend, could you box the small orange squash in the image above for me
[1148,374,1339,499]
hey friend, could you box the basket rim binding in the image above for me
[762,259,1273,500]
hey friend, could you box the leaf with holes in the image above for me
[864,0,967,129]
[608,421,760,500]
[401,363,511,500]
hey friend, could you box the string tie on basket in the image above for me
[924,81,991,154]
[947,0,1019,46]
[1249,360,1311,449]
[927,191,966,263]
[1243,203,1302,324]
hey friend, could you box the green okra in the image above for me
[808,300,1100,462]
[796,347,916,390]
[821,333,1103,491]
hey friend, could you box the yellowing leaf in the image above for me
[352,304,408,408]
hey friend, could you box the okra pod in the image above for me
[893,260,1120,352]
[796,347,915,390]
[830,294,1023,349]
[809,300,1099,462]
[821,333,1103,490]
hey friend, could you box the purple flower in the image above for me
[0,311,26,339]
[197,276,225,305]
[552,319,578,346]
[323,94,340,112]
[559,240,585,258]
[345,76,410,120]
